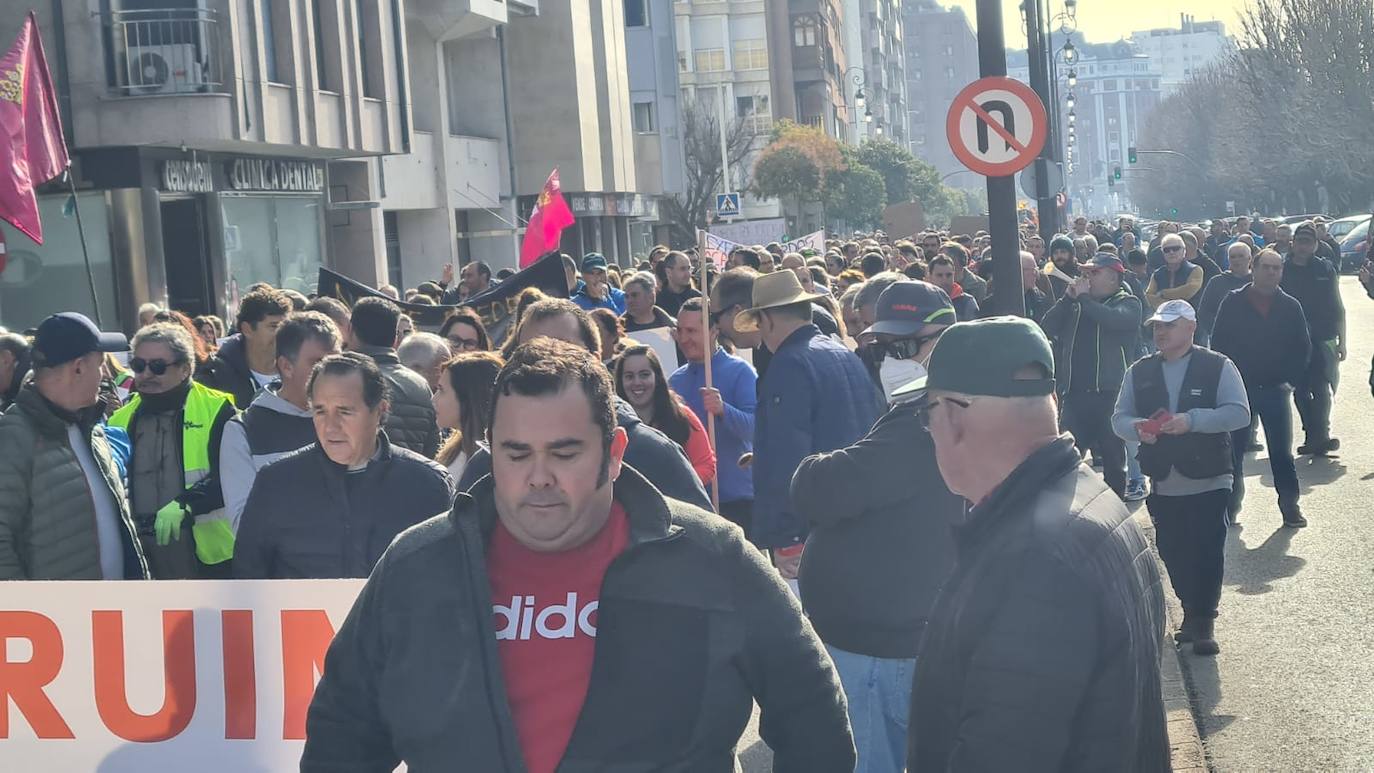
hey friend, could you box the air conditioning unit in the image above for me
[126,44,205,95]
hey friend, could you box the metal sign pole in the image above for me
[976,0,1026,318]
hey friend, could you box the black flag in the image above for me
[316,252,569,344]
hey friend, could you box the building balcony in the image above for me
[69,2,411,158]
[407,0,507,42]
[105,8,224,96]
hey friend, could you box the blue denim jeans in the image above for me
[1232,384,1299,509]
[827,645,915,773]
[1126,439,1143,485]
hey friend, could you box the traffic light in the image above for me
[1113,166,1122,180]
[1170,207,1179,217]
[1128,146,1138,164]
[1107,175,1115,188]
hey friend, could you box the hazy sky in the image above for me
[943,0,1253,48]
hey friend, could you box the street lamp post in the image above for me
[843,66,872,143]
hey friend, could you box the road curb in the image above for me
[1132,508,1210,772]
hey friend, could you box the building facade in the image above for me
[0,0,412,332]
[1011,40,1165,216]
[674,0,781,221]
[852,0,906,145]
[1129,16,1234,97]
[767,0,852,141]
[901,0,979,188]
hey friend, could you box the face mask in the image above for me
[879,356,927,404]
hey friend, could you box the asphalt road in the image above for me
[1182,276,1374,771]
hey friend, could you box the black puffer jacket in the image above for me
[233,431,453,579]
[355,344,440,459]
[198,334,258,409]
[457,398,712,510]
[792,393,965,659]
[909,437,1167,772]
[303,466,855,772]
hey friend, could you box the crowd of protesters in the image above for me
[0,208,1360,772]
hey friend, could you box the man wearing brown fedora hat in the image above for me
[737,271,884,580]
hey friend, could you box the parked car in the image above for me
[1280,213,1326,226]
[1328,214,1370,243]
[1339,220,1369,273]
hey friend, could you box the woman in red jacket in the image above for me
[613,344,716,488]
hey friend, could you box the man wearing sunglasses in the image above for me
[791,281,964,773]
[109,322,238,578]
[1145,233,1205,310]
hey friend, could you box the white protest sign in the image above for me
[627,325,679,373]
[0,580,370,772]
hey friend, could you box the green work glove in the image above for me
[154,501,187,546]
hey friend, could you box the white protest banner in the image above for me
[780,230,825,255]
[0,580,367,772]
[700,230,743,270]
[710,218,784,246]
[627,325,679,373]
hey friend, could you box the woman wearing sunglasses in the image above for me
[107,323,238,579]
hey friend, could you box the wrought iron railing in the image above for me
[104,8,224,95]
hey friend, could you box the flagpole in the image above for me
[697,228,719,514]
[65,172,102,326]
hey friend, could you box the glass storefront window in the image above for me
[219,195,323,308]
[0,192,119,332]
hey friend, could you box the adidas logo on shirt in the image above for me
[493,592,599,641]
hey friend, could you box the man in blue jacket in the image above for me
[570,253,626,314]
[671,296,758,536]
[733,271,884,581]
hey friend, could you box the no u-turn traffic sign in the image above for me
[946,76,1048,178]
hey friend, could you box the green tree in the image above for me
[825,161,887,230]
[751,120,846,226]
[855,139,918,205]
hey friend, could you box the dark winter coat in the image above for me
[233,431,454,579]
[198,334,258,408]
[792,393,965,659]
[1040,286,1144,396]
[457,398,712,511]
[1210,286,1311,390]
[909,436,1168,773]
[0,384,149,579]
[301,466,856,773]
[355,344,441,459]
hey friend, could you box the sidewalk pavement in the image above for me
[1131,505,1209,773]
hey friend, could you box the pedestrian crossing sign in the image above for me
[716,192,741,218]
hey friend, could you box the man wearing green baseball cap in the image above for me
[908,316,1167,772]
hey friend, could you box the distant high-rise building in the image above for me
[901,0,980,186]
[767,0,853,142]
[1129,16,1236,96]
[1010,40,1163,215]
[845,0,907,144]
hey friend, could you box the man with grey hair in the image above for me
[0,327,31,411]
[221,311,342,533]
[397,332,452,392]
[910,316,1166,771]
[1197,242,1254,344]
[621,270,676,333]
[109,322,238,578]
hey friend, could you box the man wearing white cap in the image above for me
[1112,299,1250,656]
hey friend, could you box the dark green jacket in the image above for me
[1041,287,1143,396]
[0,384,149,579]
[303,466,855,772]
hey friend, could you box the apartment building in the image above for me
[901,0,979,186]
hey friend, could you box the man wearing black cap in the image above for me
[0,313,149,579]
[791,282,965,772]
[1282,222,1345,457]
[1042,235,1079,300]
[910,316,1167,772]
[1041,252,1144,497]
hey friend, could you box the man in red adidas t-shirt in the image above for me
[304,338,855,772]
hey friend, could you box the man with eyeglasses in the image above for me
[110,322,238,578]
[910,316,1166,772]
[791,281,965,772]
